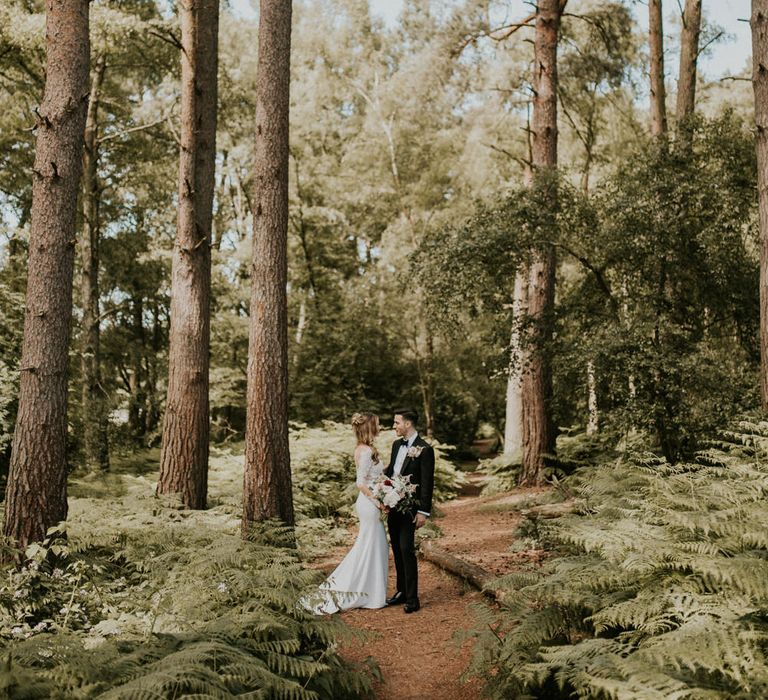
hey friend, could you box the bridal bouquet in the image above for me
[372,473,417,514]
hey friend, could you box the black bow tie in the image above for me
[400,439,409,448]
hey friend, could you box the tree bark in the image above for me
[649,0,668,139]
[128,295,146,438]
[753,0,768,411]
[503,270,527,459]
[519,0,561,487]
[3,0,90,550]
[80,54,109,471]
[504,110,534,462]
[675,0,702,145]
[157,0,219,510]
[586,359,598,435]
[243,0,295,532]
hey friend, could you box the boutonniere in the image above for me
[406,445,424,459]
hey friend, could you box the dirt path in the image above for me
[437,472,550,576]
[309,462,551,699]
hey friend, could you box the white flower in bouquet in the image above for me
[372,473,417,513]
[383,491,400,508]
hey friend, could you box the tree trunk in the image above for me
[649,0,668,139]
[503,270,527,459]
[504,109,534,462]
[157,0,219,510]
[3,0,90,550]
[586,359,598,435]
[128,296,145,438]
[675,0,702,145]
[80,54,109,472]
[753,0,768,411]
[144,300,161,435]
[421,325,436,439]
[243,0,295,532]
[292,296,306,367]
[676,0,702,122]
[519,0,561,487]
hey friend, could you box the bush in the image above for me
[0,421,467,698]
[464,419,768,699]
[0,484,375,699]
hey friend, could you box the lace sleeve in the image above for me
[355,447,372,487]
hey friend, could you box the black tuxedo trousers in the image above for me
[387,508,418,604]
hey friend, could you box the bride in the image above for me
[301,412,389,614]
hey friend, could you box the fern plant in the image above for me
[0,421,467,698]
[0,517,376,699]
[0,460,378,698]
[465,419,768,699]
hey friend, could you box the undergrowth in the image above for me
[464,419,768,699]
[479,430,608,496]
[0,500,375,698]
[0,421,465,698]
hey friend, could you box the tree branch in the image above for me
[97,114,169,144]
[553,242,618,314]
[483,142,531,169]
[695,30,725,60]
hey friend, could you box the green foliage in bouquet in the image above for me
[464,419,768,699]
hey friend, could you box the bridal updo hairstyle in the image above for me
[351,412,380,463]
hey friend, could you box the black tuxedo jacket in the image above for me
[384,434,435,516]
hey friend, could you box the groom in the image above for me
[384,407,435,613]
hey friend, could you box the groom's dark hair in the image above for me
[394,407,418,427]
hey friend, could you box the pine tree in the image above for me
[649,0,668,139]
[520,0,563,486]
[753,0,768,411]
[157,0,220,509]
[3,0,91,550]
[80,53,109,472]
[675,0,702,139]
[243,0,295,532]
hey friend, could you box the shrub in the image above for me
[465,419,768,699]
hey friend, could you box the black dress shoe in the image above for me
[386,592,405,606]
[404,601,420,614]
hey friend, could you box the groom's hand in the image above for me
[413,513,427,529]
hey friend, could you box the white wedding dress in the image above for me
[301,446,388,614]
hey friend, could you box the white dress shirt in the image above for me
[393,431,418,475]
[394,432,429,518]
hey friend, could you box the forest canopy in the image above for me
[0,0,758,468]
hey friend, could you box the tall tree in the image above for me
[80,54,109,471]
[504,141,533,461]
[503,270,527,458]
[519,0,563,486]
[649,0,668,138]
[675,0,702,141]
[3,0,90,549]
[157,0,220,509]
[753,0,768,411]
[242,0,295,532]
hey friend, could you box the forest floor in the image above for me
[308,448,551,699]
